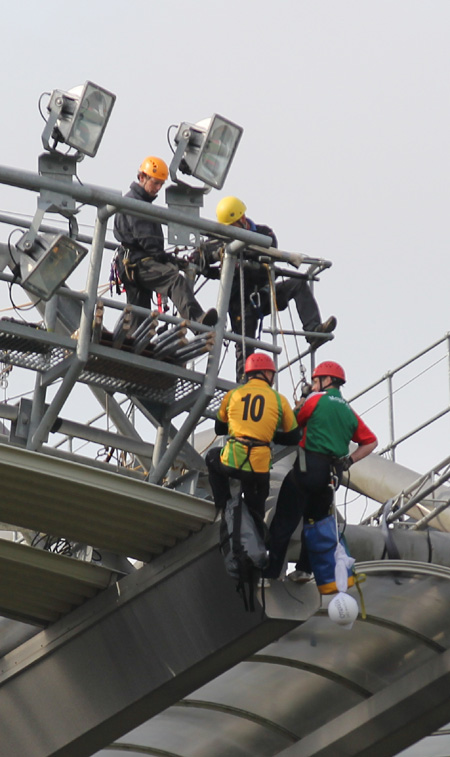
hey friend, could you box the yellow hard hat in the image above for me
[216,196,246,225]
[139,156,169,181]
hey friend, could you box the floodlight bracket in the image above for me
[17,153,79,253]
[41,91,65,153]
[165,183,206,246]
[38,152,79,214]
[169,128,191,184]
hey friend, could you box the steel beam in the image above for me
[0,526,316,757]
[0,164,272,249]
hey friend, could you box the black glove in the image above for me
[189,249,201,266]
[201,239,224,263]
[154,252,171,264]
[341,456,354,471]
[301,383,312,398]
[175,256,189,270]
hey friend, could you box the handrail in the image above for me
[349,332,450,462]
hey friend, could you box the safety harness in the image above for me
[228,436,272,473]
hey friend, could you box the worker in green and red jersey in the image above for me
[265,360,377,579]
[206,352,299,534]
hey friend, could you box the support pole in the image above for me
[147,240,243,485]
[27,207,113,451]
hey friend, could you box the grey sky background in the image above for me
[0,1,449,497]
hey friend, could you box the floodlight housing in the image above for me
[174,114,243,189]
[44,81,116,157]
[20,233,88,301]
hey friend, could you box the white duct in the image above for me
[248,244,306,269]
[345,447,450,532]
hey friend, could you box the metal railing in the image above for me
[349,333,450,462]
[349,334,450,528]
[363,453,450,529]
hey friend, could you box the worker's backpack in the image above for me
[220,492,269,611]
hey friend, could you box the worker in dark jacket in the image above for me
[265,360,378,580]
[113,156,217,332]
[201,196,336,381]
[206,352,300,534]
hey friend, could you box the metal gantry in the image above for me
[0,162,332,494]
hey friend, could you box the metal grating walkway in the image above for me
[0,319,228,414]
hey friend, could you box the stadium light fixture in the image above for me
[42,81,116,158]
[19,233,88,301]
[171,114,243,190]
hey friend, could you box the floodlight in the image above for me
[173,114,243,189]
[19,233,88,301]
[43,81,116,157]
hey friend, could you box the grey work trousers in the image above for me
[120,257,204,332]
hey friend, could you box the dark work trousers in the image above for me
[119,256,204,332]
[230,278,322,382]
[206,447,270,539]
[265,450,342,578]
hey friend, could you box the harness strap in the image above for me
[229,436,271,472]
[297,446,307,472]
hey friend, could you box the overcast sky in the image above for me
[0,1,449,489]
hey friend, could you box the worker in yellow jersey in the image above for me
[206,353,300,534]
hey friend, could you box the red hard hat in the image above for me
[312,361,346,383]
[245,352,276,374]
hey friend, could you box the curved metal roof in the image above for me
[95,561,450,757]
[2,447,450,755]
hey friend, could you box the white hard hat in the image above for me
[328,592,359,630]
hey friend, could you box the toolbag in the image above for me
[220,492,269,611]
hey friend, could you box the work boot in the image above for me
[307,315,337,350]
[287,569,313,583]
[199,308,218,327]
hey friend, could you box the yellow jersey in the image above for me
[218,378,297,473]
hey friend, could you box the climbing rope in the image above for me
[239,250,247,371]
[263,264,308,404]
[330,472,367,620]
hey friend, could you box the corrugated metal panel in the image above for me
[0,539,113,626]
[0,443,215,562]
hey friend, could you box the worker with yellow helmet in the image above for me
[113,156,217,332]
[211,197,336,381]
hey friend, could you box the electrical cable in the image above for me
[166,124,177,154]
[263,263,304,402]
[38,92,51,122]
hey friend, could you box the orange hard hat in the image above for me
[139,156,169,181]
